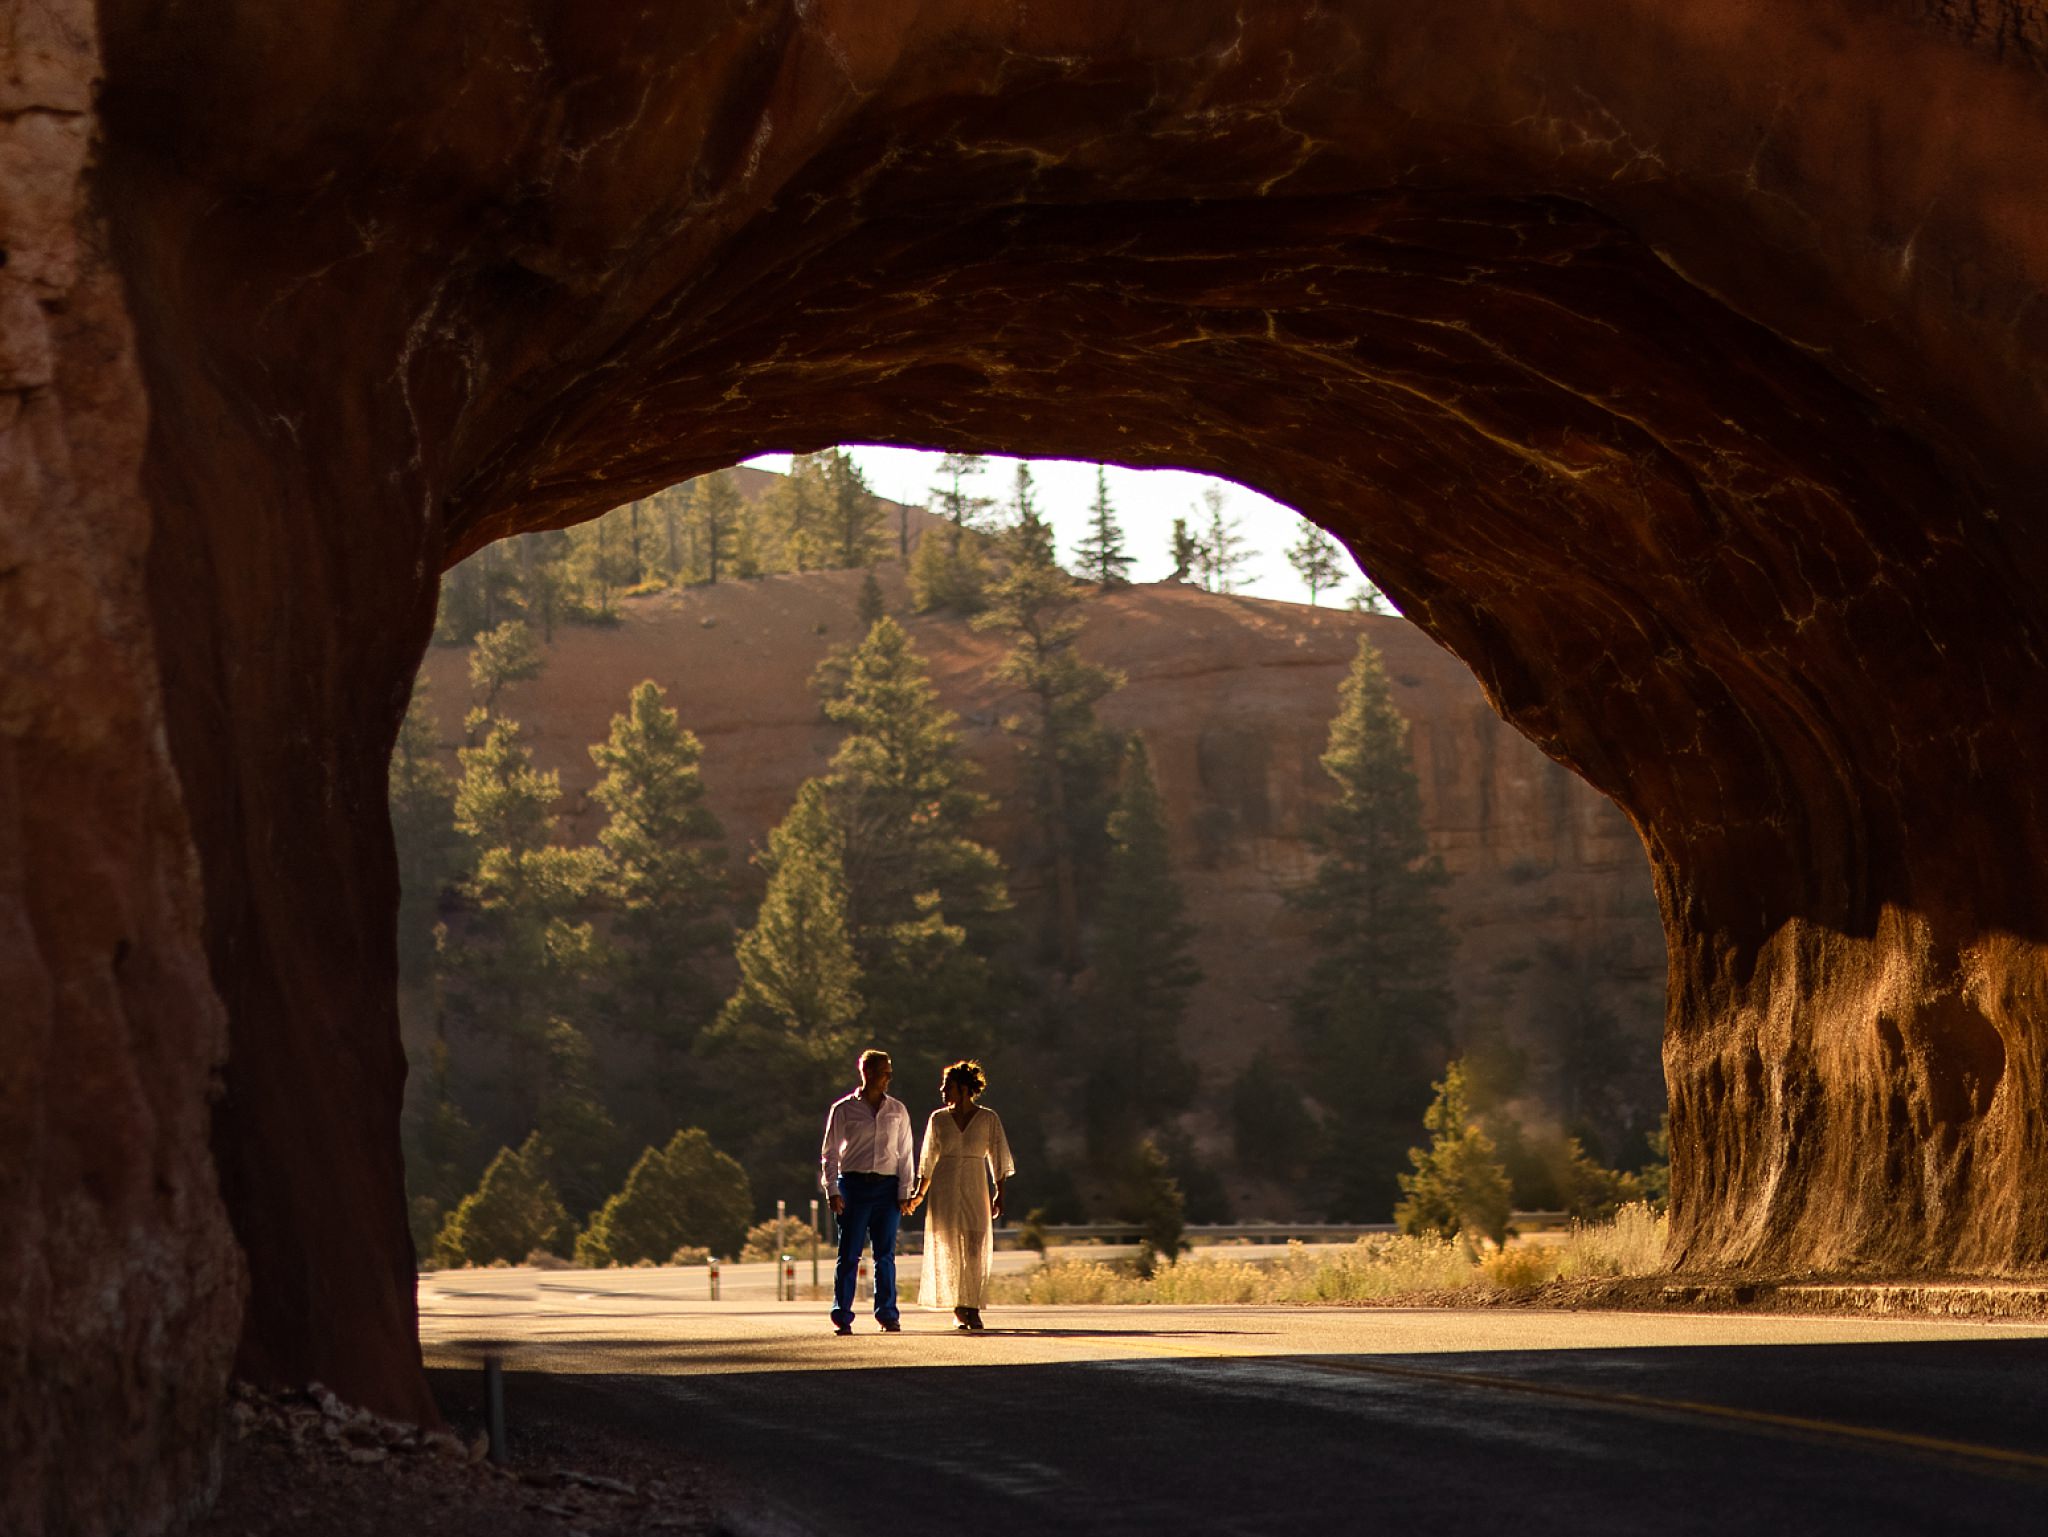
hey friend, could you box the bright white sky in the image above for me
[743,447,1376,609]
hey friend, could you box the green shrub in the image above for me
[1558,1138,1645,1223]
[433,1135,573,1266]
[1124,1136,1187,1276]
[740,1214,818,1261]
[1481,1243,1559,1291]
[1394,1061,1511,1245]
[575,1128,752,1265]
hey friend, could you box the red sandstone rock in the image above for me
[0,1,242,1531]
[6,2,2048,1529]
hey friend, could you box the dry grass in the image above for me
[984,1206,1669,1306]
[1552,1202,1669,1279]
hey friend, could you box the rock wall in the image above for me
[3,0,2044,1528]
[0,1,242,1531]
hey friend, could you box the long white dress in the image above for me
[916,1105,1015,1309]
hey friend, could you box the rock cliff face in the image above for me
[0,1,242,1530]
[5,1,2047,1529]
[419,562,1668,1180]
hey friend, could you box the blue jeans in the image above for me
[832,1172,902,1326]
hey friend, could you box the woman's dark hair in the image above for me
[942,1059,988,1098]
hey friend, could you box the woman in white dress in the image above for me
[907,1059,1014,1331]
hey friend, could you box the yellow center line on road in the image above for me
[1053,1332,2048,1479]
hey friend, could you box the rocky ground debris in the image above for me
[197,1381,721,1535]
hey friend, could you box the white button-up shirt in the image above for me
[820,1091,917,1200]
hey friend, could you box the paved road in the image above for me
[420,1272,2048,1535]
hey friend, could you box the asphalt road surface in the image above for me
[420,1268,2048,1535]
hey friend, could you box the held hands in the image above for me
[829,1194,845,1215]
[991,1189,1005,1221]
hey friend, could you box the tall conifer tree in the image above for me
[1286,522,1348,606]
[816,618,1009,1085]
[589,681,729,1053]
[1289,636,1455,1217]
[1073,466,1133,588]
[823,449,886,568]
[709,779,864,1194]
[693,471,744,584]
[390,678,461,979]
[1197,485,1257,593]
[442,713,605,1142]
[975,509,1122,972]
[1083,738,1201,1159]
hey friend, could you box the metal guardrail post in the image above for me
[484,1354,507,1465]
[708,1257,720,1300]
[810,1198,820,1293]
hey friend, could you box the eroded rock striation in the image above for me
[5,0,2047,1528]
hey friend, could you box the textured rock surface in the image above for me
[6,0,2045,1527]
[418,555,1667,1178]
[0,0,243,1531]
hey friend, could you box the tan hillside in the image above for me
[417,549,1668,1176]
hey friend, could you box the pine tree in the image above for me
[390,677,461,979]
[1124,1135,1188,1277]
[1073,466,1134,588]
[442,713,605,1137]
[588,680,729,1052]
[1009,460,1040,530]
[716,780,863,1050]
[1082,739,1201,1159]
[1286,522,1348,606]
[433,1133,576,1266]
[568,509,639,619]
[708,779,864,1196]
[576,1127,755,1265]
[857,568,887,628]
[1347,581,1391,616]
[768,452,829,571]
[1230,1049,1321,1178]
[931,452,994,550]
[1394,1061,1512,1246]
[1197,486,1257,593]
[909,524,990,615]
[974,514,1123,973]
[1168,517,1203,582]
[402,1037,480,1257]
[694,470,744,584]
[816,618,1008,1083]
[1289,636,1455,1218]
[469,618,543,715]
[823,449,886,568]
[516,528,577,640]
[533,1019,625,1219]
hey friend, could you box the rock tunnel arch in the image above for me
[11,1,2048,1530]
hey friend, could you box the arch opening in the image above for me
[13,4,2048,1526]
[392,451,1672,1298]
